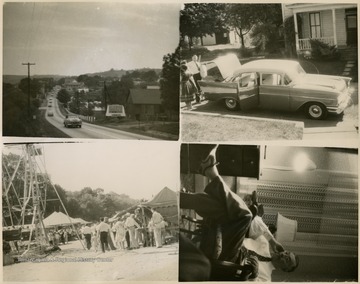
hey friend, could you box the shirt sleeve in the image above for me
[250,216,273,241]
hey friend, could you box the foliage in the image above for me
[180,3,227,47]
[77,74,102,88]
[225,4,283,49]
[309,39,340,60]
[283,15,302,57]
[57,89,71,104]
[68,90,86,114]
[160,47,180,114]
[18,78,42,98]
[2,83,39,136]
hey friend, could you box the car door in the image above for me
[237,72,259,110]
[258,72,290,110]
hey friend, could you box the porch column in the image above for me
[332,9,337,46]
[293,12,299,51]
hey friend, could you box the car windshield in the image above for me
[286,64,306,82]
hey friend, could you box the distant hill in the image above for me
[3,68,162,85]
[3,74,66,85]
[84,68,162,78]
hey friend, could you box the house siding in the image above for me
[336,9,347,46]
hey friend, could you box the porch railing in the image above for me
[298,37,335,50]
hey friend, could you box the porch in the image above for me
[285,4,357,52]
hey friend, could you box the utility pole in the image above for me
[22,63,36,117]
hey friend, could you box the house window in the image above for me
[309,12,321,38]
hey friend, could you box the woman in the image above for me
[114,218,126,249]
[180,62,198,110]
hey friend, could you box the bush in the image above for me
[309,39,340,60]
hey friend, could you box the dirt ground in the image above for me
[3,241,178,281]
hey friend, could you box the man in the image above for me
[81,224,92,250]
[180,144,298,280]
[125,213,139,249]
[134,208,145,246]
[242,235,299,281]
[97,217,110,253]
[150,208,164,248]
[190,55,203,103]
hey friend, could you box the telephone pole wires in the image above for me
[22,62,36,117]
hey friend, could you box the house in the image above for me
[282,3,358,54]
[126,88,162,120]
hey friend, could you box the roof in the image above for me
[128,89,162,105]
[144,187,177,208]
[234,59,301,75]
[43,212,74,227]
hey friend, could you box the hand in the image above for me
[270,238,284,253]
[239,255,258,280]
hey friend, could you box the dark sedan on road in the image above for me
[64,115,82,128]
[198,54,353,120]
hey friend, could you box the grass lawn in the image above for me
[181,113,303,141]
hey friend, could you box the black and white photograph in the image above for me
[2,141,179,281]
[3,2,180,140]
[1,1,359,283]
[179,143,358,281]
[179,3,358,141]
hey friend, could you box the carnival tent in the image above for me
[144,187,178,225]
[43,211,76,227]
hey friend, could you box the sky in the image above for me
[3,141,180,200]
[3,2,180,76]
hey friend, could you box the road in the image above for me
[44,95,156,140]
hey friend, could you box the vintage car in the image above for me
[64,115,82,128]
[198,54,353,119]
[47,110,54,117]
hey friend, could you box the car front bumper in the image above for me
[327,94,353,114]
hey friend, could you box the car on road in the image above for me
[47,110,54,117]
[198,54,353,120]
[64,115,82,128]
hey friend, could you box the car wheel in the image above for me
[224,98,239,111]
[306,103,327,120]
[79,125,82,128]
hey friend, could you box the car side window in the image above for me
[235,72,257,88]
[261,73,282,86]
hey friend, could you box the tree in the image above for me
[3,83,38,136]
[180,3,227,47]
[225,4,283,49]
[140,70,158,82]
[160,47,180,117]
[18,78,42,98]
[57,89,71,105]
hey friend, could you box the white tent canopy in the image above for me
[43,212,89,227]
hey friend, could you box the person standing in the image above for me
[125,213,140,249]
[81,224,92,250]
[180,62,198,110]
[151,208,164,248]
[97,217,110,253]
[191,55,203,103]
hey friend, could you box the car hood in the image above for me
[204,54,242,80]
[293,74,350,92]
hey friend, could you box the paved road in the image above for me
[44,96,156,140]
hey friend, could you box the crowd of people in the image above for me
[80,207,171,253]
